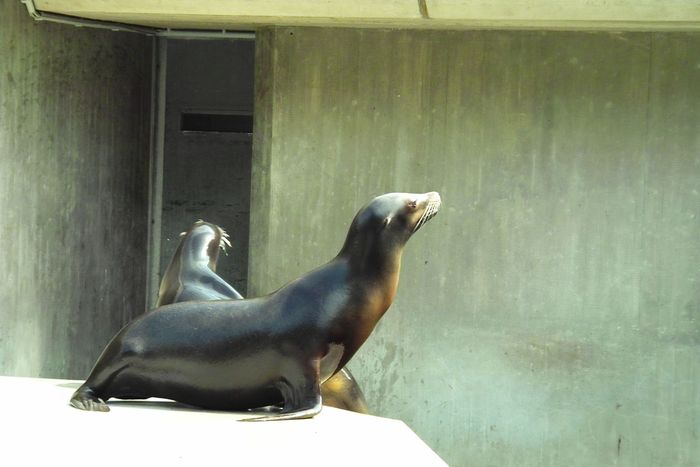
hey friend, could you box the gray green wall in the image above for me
[0,1,152,379]
[251,28,700,466]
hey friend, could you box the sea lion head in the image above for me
[156,220,233,307]
[341,192,441,257]
[179,220,231,271]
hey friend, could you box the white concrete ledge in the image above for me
[0,376,445,466]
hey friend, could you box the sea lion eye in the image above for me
[408,200,417,209]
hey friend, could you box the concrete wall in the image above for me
[0,1,152,379]
[160,39,254,297]
[251,28,700,466]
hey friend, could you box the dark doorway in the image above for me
[159,39,254,296]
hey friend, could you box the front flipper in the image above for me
[241,358,322,422]
[240,396,321,422]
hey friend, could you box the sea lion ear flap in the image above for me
[382,216,393,229]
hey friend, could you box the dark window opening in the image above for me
[181,112,253,133]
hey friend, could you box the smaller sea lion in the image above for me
[156,220,242,307]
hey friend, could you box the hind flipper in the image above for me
[69,385,110,412]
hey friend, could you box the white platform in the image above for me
[0,376,445,466]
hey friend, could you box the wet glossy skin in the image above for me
[70,192,441,420]
[157,220,369,413]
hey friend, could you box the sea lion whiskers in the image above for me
[413,197,439,233]
[413,206,429,233]
[219,228,231,253]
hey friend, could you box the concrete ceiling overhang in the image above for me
[28,0,700,32]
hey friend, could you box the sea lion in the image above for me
[157,220,369,414]
[156,220,243,307]
[70,191,441,421]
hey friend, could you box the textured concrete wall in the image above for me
[251,28,700,466]
[0,2,152,379]
[160,39,254,297]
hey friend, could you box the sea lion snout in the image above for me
[420,191,441,209]
[427,191,440,201]
[412,191,441,233]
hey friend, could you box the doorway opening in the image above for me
[152,38,255,304]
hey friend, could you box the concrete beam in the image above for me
[33,0,700,31]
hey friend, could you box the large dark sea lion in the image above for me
[157,220,369,414]
[70,192,441,421]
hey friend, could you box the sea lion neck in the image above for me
[337,235,403,278]
[335,241,402,321]
[182,230,219,270]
